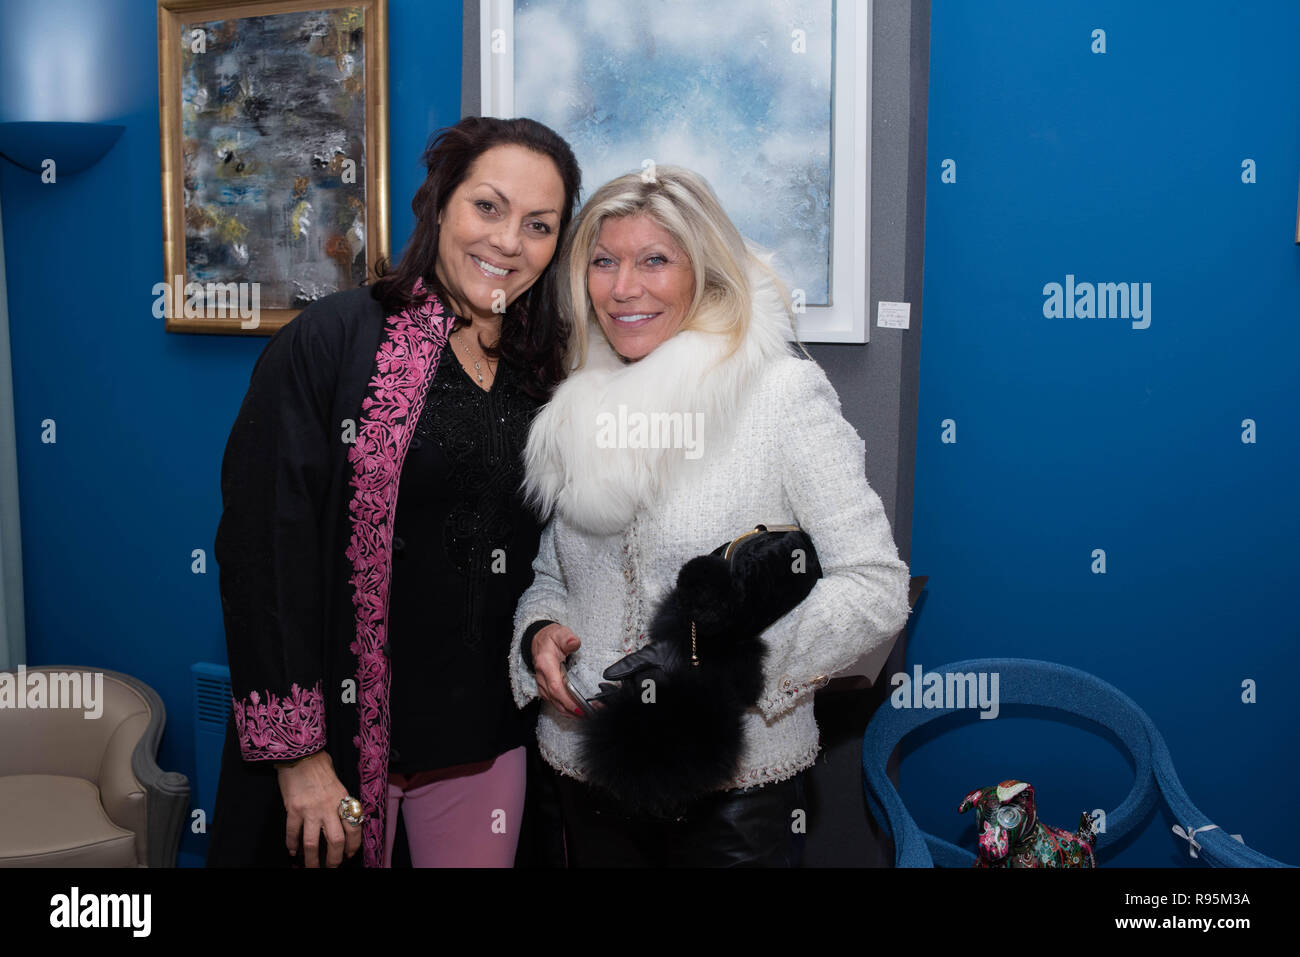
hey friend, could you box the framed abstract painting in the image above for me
[479,0,870,343]
[157,0,389,334]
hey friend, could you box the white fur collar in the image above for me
[523,254,794,536]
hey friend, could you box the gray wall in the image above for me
[810,0,928,572]
[0,191,28,671]
[801,0,929,868]
[461,0,929,867]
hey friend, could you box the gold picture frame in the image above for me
[157,0,389,334]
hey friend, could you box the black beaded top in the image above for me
[384,341,542,772]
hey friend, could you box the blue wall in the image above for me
[4,0,1296,869]
[0,0,464,866]
[910,0,1300,864]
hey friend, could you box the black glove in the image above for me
[589,554,733,706]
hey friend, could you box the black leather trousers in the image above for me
[556,771,806,867]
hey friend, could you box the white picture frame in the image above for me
[480,0,871,343]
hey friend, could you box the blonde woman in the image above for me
[509,167,911,867]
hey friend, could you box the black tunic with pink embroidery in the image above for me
[207,284,540,868]
[387,333,540,773]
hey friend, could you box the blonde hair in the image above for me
[559,166,761,369]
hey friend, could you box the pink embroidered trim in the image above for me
[231,682,326,761]
[345,279,452,867]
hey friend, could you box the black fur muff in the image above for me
[578,528,822,819]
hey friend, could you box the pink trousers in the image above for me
[382,746,526,868]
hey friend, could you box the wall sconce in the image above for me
[0,121,124,176]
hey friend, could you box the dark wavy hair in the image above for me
[372,117,581,399]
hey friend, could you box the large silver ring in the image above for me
[338,796,365,828]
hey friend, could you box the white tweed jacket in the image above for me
[510,258,911,791]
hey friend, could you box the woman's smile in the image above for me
[470,254,514,279]
[608,311,660,328]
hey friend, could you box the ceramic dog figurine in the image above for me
[959,780,1097,867]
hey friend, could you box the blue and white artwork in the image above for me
[514,0,834,304]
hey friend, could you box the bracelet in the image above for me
[273,752,317,771]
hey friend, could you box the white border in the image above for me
[481,0,514,117]
[481,0,870,344]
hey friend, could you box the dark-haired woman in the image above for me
[207,117,581,868]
